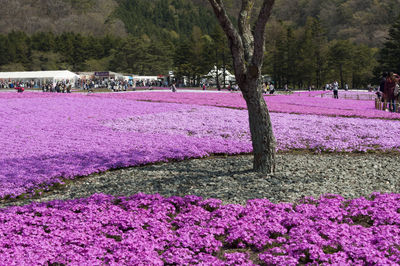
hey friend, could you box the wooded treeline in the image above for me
[263,18,378,89]
[1,0,400,88]
[0,21,379,89]
[0,27,228,86]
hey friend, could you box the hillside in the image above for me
[0,0,399,83]
[0,0,398,47]
[113,0,217,39]
[272,0,400,47]
[0,0,126,36]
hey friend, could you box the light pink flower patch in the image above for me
[1,92,400,198]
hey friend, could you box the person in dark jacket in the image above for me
[378,72,388,100]
[383,72,399,112]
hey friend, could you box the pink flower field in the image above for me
[0,193,399,265]
[1,92,400,198]
[1,91,400,265]
[101,91,400,120]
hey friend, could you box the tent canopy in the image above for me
[0,70,79,80]
[206,66,235,79]
[132,75,159,81]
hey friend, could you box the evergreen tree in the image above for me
[209,25,232,89]
[297,18,316,88]
[174,38,194,84]
[310,18,328,89]
[0,35,9,66]
[352,45,377,89]
[328,40,354,89]
[379,16,400,73]
[284,27,297,88]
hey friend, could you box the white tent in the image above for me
[132,75,159,81]
[0,70,79,83]
[206,66,235,82]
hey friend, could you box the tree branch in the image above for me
[208,0,246,81]
[251,0,275,68]
[238,0,255,62]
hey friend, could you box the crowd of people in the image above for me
[376,72,400,112]
[0,80,37,90]
[324,81,347,99]
[0,77,168,93]
[3,76,398,113]
[41,81,73,93]
[261,81,349,96]
[80,79,129,92]
[262,82,275,94]
[80,78,166,92]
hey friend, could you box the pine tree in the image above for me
[379,16,400,73]
[328,40,354,89]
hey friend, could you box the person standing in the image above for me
[171,82,177,92]
[384,72,399,112]
[262,83,267,94]
[332,80,339,99]
[266,83,270,93]
[376,72,388,105]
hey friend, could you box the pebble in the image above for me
[1,153,400,208]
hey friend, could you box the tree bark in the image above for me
[339,64,344,89]
[222,51,226,89]
[241,80,276,173]
[208,0,276,173]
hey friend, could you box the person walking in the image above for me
[332,80,339,99]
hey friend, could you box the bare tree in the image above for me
[208,0,276,173]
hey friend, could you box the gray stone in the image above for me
[1,153,399,208]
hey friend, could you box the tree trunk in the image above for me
[241,80,276,173]
[339,64,344,90]
[208,0,276,173]
[222,51,226,90]
[215,49,220,90]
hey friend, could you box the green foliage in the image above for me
[84,57,112,72]
[272,0,400,47]
[0,31,121,72]
[113,0,217,40]
[28,51,66,71]
[62,0,96,10]
[263,17,377,89]
[379,15,400,74]
[0,0,383,87]
[0,63,26,72]
[109,36,174,75]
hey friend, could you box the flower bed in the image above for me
[100,91,400,120]
[0,193,399,265]
[1,92,400,198]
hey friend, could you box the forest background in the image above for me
[1,0,400,89]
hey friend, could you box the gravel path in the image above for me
[1,153,399,208]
